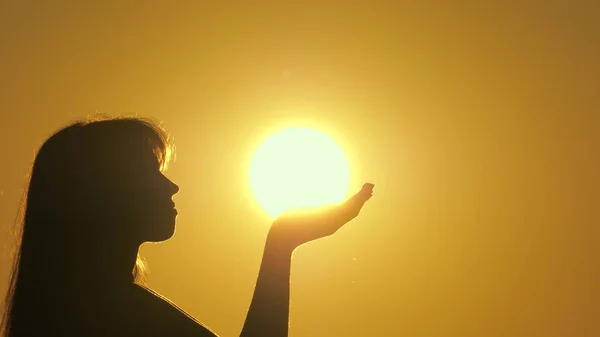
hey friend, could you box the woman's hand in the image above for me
[267,183,374,252]
[240,183,374,337]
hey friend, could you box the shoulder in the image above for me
[131,284,219,337]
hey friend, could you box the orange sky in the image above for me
[0,2,598,336]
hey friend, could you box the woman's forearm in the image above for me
[239,234,294,337]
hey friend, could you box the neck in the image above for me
[66,240,141,288]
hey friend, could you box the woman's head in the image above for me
[1,116,180,336]
[27,116,180,245]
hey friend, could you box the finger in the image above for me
[352,183,375,204]
[362,182,375,194]
[333,188,372,225]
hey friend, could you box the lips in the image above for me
[163,201,176,214]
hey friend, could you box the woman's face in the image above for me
[107,150,180,243]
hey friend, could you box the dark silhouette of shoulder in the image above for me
[60,283,218,337]
[126,284,219,337]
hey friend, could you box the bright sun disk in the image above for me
[249,127,350,217]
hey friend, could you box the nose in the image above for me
[161,174,179,195]
[169,180,180,195]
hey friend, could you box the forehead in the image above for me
[134,148,162,169]
[108,142,162,173]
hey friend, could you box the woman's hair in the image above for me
[1,116,174,336]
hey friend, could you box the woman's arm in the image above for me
[239,234,294,337]
[239,183,374,337]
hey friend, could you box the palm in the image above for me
[269,183,374,250]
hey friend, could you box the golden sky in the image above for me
[0,1,598,336]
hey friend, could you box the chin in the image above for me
[146,229,175,243]
[144,218,177,243]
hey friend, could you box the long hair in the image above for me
[1,116,174,336]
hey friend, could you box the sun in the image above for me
[249,127,350,217]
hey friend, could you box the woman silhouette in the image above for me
[1,117,373,337]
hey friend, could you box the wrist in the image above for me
[265,229,296,257]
